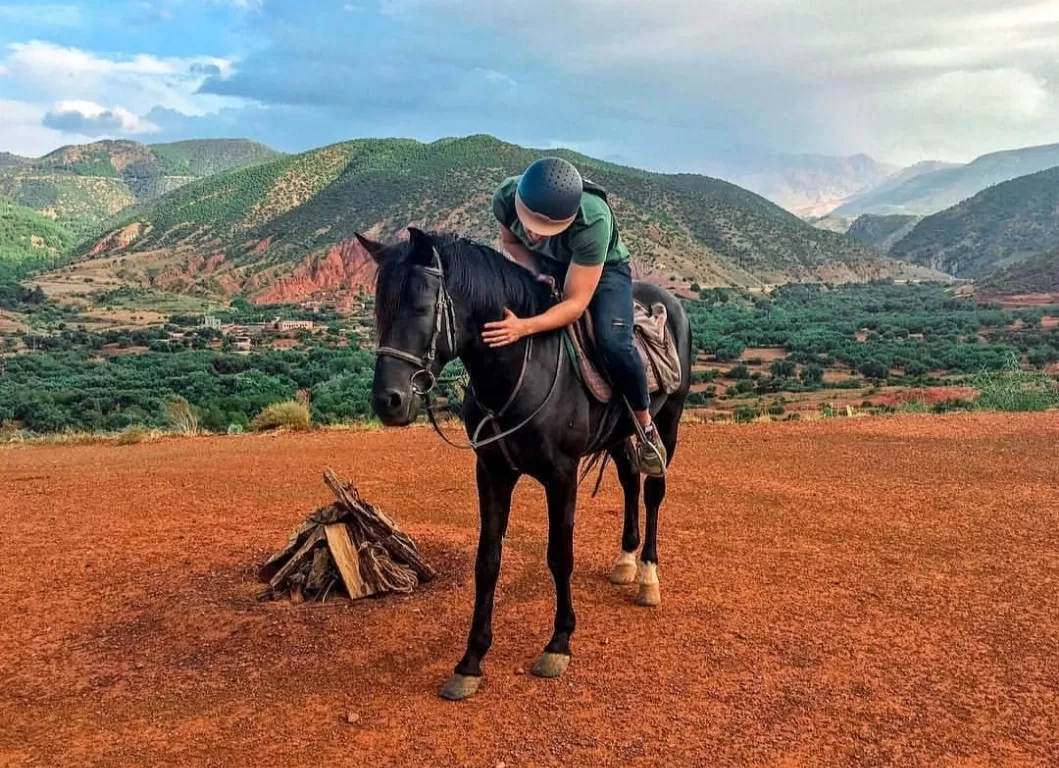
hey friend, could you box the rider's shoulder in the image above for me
[493,175,520,200]
[577,188,612,229]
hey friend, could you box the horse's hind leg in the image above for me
[638,400,681,607]
[441,458,518,701]
[609,440,641,585]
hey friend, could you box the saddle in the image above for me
[563,300,683,404]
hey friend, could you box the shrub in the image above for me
[165,396,200,434]
[970,353,1059,413]
[734,405,758,423]
[117,425,151,445]
[249,400,312,432]
[729,364,750,380]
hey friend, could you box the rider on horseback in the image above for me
[481,156,667,477]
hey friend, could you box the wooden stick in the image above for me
[324,523,374,599]
[267,527,324,591]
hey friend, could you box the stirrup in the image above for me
[623,398,667,478]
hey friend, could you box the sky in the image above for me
[1,0,1058,171]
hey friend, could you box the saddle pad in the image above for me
[565,300,683,404]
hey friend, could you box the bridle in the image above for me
[374,249,456,399]
[373,244,565,463]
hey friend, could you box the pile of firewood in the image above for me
[258,469,436,604]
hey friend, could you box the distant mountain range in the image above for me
[835,142,1059,217]
[713,153,900,218]
[58,135,940,306]
[19,132,1059,303]
[0,139,280,237]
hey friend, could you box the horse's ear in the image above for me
[407,226,435,266]
[354,232,385,264]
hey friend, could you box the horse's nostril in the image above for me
[387,390,403,410]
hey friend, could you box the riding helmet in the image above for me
[514,157,583,236]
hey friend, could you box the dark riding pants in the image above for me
[588,262,650,412]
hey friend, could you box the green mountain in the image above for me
[0,195,78,276]
[889,166,1059,277]
[835,144,1059,216]
[72,135,940,304]
[0,139,280,237]
[149,139,283,177]
[0,152,28,171]
[977,248,1059,294]
[847,214,923,254]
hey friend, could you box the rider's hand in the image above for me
[481,309,529,348]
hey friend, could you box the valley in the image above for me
[1,134,1057,441]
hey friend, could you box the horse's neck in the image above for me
[459,336,537,415]
[444,253,558,414]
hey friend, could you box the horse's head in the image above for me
[361,227,459,426]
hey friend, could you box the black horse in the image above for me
[361,226,693,700]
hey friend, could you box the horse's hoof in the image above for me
[439,674,482,700]
[637,583,661,607]
[531,653,570,679]
[609,557,638,585]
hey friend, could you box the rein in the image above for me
[374,245,565,465]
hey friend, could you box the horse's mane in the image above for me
[374,231,552,335]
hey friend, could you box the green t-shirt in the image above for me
[491,175,630,273]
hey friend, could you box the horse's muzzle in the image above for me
[371,386,417,426]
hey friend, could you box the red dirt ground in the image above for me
[2,413,1058,767]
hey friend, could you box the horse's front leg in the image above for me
[440,457,518,701]
[531,465,578,679]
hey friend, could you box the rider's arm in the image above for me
[520,262,604,334]
[520,218,608,333]
[497,223,541,276]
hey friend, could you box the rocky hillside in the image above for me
[72,135,940,306]
[847,214,923,254]
[836,144,1059,217]
[889,167,1059,277]
[975,248,1059,295]
[0,139,280,237]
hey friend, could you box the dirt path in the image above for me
[2,413,1058,767]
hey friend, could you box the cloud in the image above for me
[375,0,1059,164]
[4,0,1059,168]
[0,3,82,27]
[1,41,239,116]
[0,40,244,155]
[0,99,71,156]
[42,100,160,135]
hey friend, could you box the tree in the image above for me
[1027,344,1058,369]
[800,363,823,386]
[859,359,889,380]
[769,359,796,379]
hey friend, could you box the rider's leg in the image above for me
[588,262,667,477]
